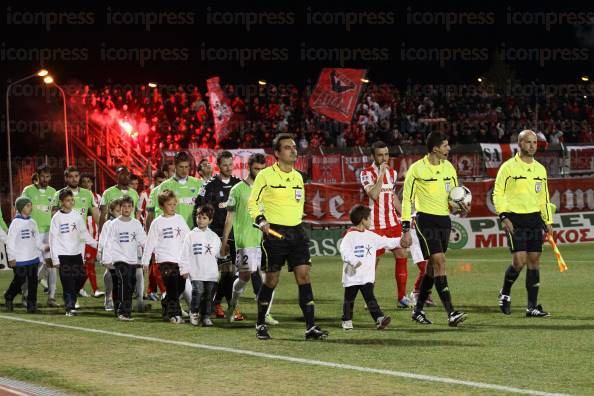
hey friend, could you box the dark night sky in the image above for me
[1,1,592,89]
[1,1,593,161]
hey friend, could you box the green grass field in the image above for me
[1,244,593,395]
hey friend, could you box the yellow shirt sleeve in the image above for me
[248,170,267,221]
[493,162,510,215]
[540,167,553,225]
[401,162,417,222]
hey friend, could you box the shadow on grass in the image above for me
[455,305,504,314]
[475,322,594,331]
[275,337,482,347]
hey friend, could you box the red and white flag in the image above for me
[480,143,517,177]
[206,76,233,144]
[309,68,366,124]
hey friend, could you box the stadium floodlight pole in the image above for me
[44,76,70,167]
[5,69,49,213]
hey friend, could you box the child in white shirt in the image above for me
[49,190,97,316]
[179,204,220,327]
[339,205,407,330]
[98,198,122,311]
[4,196,48,312]
[142,190,190,323]
[102,196,146,321]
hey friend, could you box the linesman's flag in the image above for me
[309,68,366,124]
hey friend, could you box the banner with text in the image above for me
[450,212,594,249]
[304,177,594,224]
[567,145,594,175]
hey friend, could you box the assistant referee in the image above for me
[248,133,328,341]
[401,132,469,327]
[494,130,553,317]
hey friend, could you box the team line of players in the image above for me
[2,130,554,335]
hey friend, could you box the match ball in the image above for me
[448,186,472,210]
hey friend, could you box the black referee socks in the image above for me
[298,283,315,329]
[526,269,540,308]
[501,265,520,296]
[415,274,434,311]
[257,285,274,325]
[434,276,454,314]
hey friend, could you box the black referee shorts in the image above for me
[415,212,452,259]
[506,212,545,253]
[261,223,311,273]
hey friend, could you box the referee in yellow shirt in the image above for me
[248,133,328,341]
[494,130,553,317]
[401,132,470,327]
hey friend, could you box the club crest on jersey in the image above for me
[535,182,542,193]
[444,181,451,193]
[295,189,303,201]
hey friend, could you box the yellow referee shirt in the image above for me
[248,163,305,226]
[493,153,553,224]
[402,155,458,222]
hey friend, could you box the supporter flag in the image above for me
[309,68,366,124]
[206,76,234,145]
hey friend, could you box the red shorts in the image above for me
[372,225,402,257]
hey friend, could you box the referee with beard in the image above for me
[248,133,328,340]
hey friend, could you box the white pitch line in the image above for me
[0,315,568,396]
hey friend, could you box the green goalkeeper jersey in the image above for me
[22,184,56,233]
[227,180,262,249]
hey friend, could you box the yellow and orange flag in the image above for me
[547,234,568,272]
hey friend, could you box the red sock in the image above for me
[153,262,167,293]
[85,262,98,292]
[148,262,157,294]
[395,258,408,300]
[414,261,428,292]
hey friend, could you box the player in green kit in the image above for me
[99,166,140,231]
[221,153,278,325]
[52,166,100,224]
[146,151,203,229]
[22,164,58,307]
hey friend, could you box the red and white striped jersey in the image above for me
[360,163,400,230]
[87,192,101,241]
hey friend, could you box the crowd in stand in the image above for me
[68,80,594,162]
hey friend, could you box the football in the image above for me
[448,186,472,211]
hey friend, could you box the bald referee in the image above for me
[401,132,469,327]
[248,133,328,341]
[494,130,553,317]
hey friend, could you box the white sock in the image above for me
[266,289,275,315]
[231,278,247,307]
[104,270,113,303]
[48,267,57,299]
[135,268,144,306]
[183,278,192,305]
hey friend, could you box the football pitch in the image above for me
[1,243,593,395]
